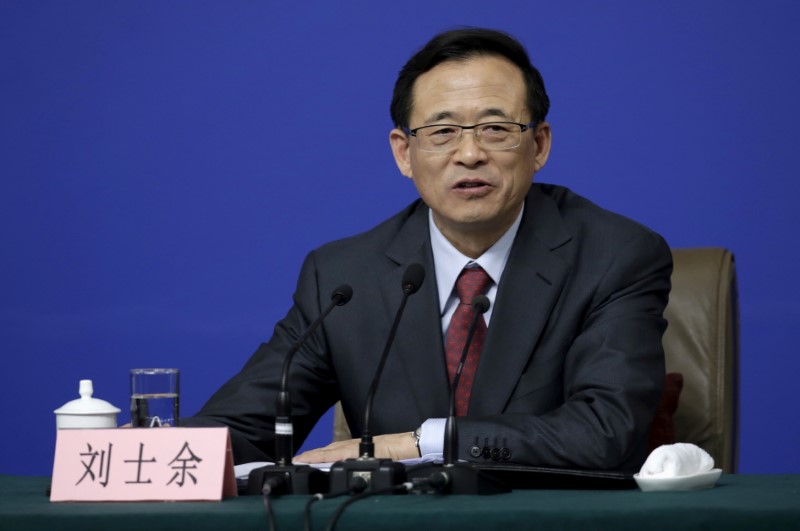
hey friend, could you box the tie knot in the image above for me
[455,267,491,305]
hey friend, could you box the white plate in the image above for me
[633,469,722,492]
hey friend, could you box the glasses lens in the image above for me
[418,125,461,150]
[477,123,520,149]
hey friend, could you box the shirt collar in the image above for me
[429,205,524,315]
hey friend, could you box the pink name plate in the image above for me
[50,427,237,502]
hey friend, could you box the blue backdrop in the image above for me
[2,1,798,475]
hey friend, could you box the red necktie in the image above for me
[445,267,492,416]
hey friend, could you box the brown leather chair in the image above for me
[662,247,739,472]
[332,247,741,473]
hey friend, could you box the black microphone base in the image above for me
[407,463,509,495]
[245,464,328,495]
[329,458,407,493]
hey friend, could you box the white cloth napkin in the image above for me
[639,443,715,478]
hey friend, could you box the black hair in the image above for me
[390,28,550,129]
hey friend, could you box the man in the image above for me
[185,28,672,472]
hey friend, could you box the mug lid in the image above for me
[54,380,121,416]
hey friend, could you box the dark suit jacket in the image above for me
[187,184,672,472]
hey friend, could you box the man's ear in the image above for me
[532,122,552,173]
[389,128,413,179]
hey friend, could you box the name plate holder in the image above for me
[50,427,237,502]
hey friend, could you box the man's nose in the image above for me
[452,130,488,165]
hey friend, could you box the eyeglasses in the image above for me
[403,121,536,153]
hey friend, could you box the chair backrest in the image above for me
[332,247,741,473]
[663,247,740,472]
[333,402,350,443]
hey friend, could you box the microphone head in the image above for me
[331,284,353,306]
[401,263,425,294]
[472,294,491,314]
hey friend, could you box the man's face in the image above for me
[390,55,551,251]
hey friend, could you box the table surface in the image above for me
[2,474,799,531]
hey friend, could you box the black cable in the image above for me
[324,482,413,531]
[411,470,449,493]
[305,477,369,531]
[261,476,284,531]
[262,494,276,531]
[304,493,324,531]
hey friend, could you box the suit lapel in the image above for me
[469,187,573,416]
[375,187,574,420]
[380,202,451,420]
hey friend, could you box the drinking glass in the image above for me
[130,368,180,427]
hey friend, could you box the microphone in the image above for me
[444,294,490,466]
[329,263,425,493]
[275,284,353,465]
[247,283,353,496]
[360,263,424,458]
[407,293,509,495]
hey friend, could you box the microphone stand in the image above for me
[329,264,424,493]
[408,295,509,495]
[246,285,353,495]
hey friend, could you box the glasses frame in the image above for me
[403,121,538,152]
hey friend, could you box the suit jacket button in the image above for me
[469,446,482,458]
[481,446,491,459]
[500,448,511,460]
[490,447,501,461]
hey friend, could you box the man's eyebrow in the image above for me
[422,111,457,124]
[422,108,512,125]
[480,108,512,120]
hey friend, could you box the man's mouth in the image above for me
[454,180,491,189]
